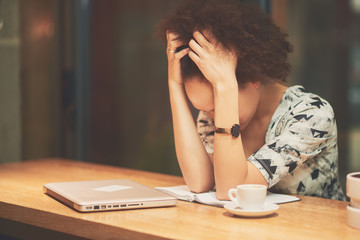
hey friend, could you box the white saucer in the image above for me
[224,202,279,217]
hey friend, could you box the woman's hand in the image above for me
[166,32,215,194]
[188,31,238,88]
[166,31,190,85]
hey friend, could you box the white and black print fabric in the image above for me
[196,85,346,201]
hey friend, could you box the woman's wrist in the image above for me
[168,80,185,91]
[212,74,238,94]
[210,74,239,127]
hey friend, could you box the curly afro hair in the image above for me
[156,0,293,85]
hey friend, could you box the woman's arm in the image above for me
[166,32,215,192]
[188,31,267,199]
[212,81,267,199]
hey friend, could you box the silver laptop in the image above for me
[43,179,177,212]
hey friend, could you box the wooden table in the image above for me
[0,159,358,239]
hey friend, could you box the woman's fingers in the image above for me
[166,31,184,53]
[193,31,211,47]
[189,31,215,59]
[188,31,211,66]
[166,31,179,42]
[188,39,203,56]
[167,35,189,60]
[175,47,190,59]
[188,50,200,65]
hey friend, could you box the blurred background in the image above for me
[0,0,359,190]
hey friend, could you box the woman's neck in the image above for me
[254,82,288,123]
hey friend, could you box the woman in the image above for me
[157,0,345,200]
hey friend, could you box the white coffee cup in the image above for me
[228,184,267,210]
[346,172,360,208]
[347,205,360,229]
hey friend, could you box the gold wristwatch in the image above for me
[215,124,241,138]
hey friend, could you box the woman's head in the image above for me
[157,0,293,85]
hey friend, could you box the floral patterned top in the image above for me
[197,85,346,200]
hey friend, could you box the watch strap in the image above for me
[215,124,241,138]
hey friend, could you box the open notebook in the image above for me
[156,185,300,207]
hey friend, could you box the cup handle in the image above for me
[228,188,238,203]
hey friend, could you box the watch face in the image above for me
[231,124,241,138]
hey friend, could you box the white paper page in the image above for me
[156,185,300,207]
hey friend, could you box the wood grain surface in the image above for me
[0,159,358,239]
